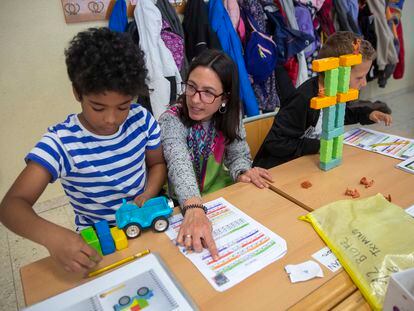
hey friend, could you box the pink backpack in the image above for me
[161,19,185,70]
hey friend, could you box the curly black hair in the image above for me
[65,27,148,97]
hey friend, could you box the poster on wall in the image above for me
[61,0,112,23]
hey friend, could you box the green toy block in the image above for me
[322,105,336,132]
[80,227,102,256]
[320,158,342,171]
[333,134,344,159]
[338,66,351,93]
[320,138,333,163]
[321,126,344,140]
[335,103,346,128]
[324,68,339,96]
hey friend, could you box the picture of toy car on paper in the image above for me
[116,196,174,239]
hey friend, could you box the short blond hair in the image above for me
[318,31,376,61]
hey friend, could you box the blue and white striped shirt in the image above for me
[26,104,161,229]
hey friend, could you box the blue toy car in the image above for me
[115,196,174,239]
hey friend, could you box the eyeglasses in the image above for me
[181,82,224,104]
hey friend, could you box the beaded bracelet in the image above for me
[181,204,207,216]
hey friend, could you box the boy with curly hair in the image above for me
[0,28,166,274]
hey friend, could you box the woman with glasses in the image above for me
[159,49,273,259]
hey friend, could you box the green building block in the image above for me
[321,126,344,140]
[80,227,102,256]
[324,68,338,96]
[333,134,344,159]
[320,138,333,163]
[338,66,351,93]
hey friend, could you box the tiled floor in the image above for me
[1,91,413,311]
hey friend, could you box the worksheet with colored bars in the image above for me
[344,127,414,160]
[165,197,287,292]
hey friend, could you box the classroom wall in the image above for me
[0,0,413,202]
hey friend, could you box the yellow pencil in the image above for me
[370,141,409,148]
[88,249,150,278]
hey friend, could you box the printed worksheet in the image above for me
[165,197,287,292]
[343,128,414,160]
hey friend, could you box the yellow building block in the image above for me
[339,54,362,67]
[312,57,339,72]
[337,88,359,102]
[310,96,337,109]
[110,227,128,250]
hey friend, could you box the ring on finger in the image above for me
[184,234,192,239]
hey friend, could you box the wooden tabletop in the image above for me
[21,181,346,310]
[267,145,414,211]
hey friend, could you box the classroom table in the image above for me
[265,144,414,310]
[21,182,347,310]
[267,144,414,211]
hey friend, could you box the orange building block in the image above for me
[337,89,359,102]
[310,96,337,109]
[312,57,339,72]
[339,54,362,67]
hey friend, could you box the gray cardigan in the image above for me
[159,111,252,205]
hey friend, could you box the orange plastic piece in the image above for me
[337,89,359,102]
[301,181,312,189]
[360,177,374,188]
[345,188,360,199]
[310,96,336,109]
[339,54,362,67]
[312,57,339,72]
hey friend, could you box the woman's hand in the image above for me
[369,111,392,126]
[134,192,152,207]
[237,167,274,188]
[176,208,219,260]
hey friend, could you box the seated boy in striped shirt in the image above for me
[0,28,166,274]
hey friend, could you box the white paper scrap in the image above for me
[285,260,324,283]
[312,246,342,272]
[406,205,414,217]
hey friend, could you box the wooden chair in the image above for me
[243,112,276,159]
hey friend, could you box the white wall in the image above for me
[0,0,413,202]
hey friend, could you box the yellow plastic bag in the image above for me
[300,194,414,310]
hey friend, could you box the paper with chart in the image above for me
[23,253,196,311]
[165,197,287,291]
[344,128,414,160]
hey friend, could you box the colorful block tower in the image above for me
[311,53,362,171]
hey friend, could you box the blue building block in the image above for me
[322,105,336,132]
[320,158,342,171]
[321,126,344,140]
[335,103,346,128]
[94,220,115,255]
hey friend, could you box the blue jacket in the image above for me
[208,0,259,116]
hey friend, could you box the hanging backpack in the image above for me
[294,3,318,58]
[243,10,277,84]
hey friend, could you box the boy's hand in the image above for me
[134,192,152,207]
[369,111,392,126]
[45,226,101,275]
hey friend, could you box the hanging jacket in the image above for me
[224,0,240,30]
[278,0,309,87]
[156,0,189,78]
[366,0,398,71]
[208,0,259,116]
[239,0,280,111]
[182,0,222,62]
[134,0,182,119]
[316,0,335,39]
[333,0,361,34]
[108,0,128,32]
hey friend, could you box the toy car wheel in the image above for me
[137,286,150,296]
[152,216,169,232]
[118,295,131,306]
[124,223,142,239]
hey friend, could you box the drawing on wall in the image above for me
[61,0,111,23]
